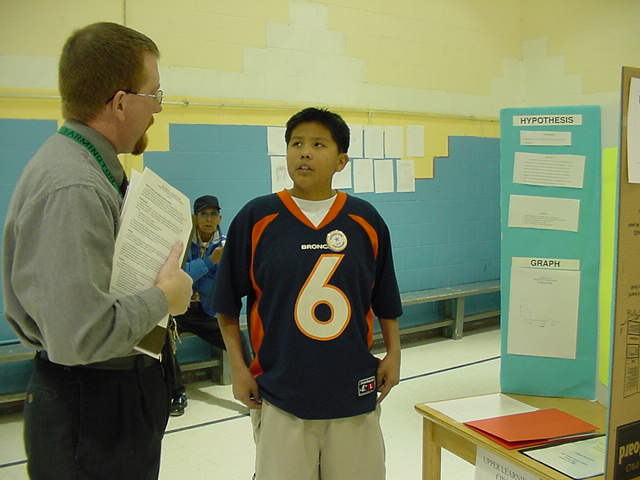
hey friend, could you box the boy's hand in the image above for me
[233,366,262,409]
[376,350,400,404]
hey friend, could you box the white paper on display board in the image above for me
[374,159,394,193]
[475,447,542,480]
[270,156,292,192]
[348,124,364,158]
[627,77,640,183]
[332,161,352,190]
[406,125,425,157]
[364,126,384,158]
[384,126,403,158]
[508,194,580,232]
[507,257,581,359]
[267,126,287,156]
[520,130,572,146]
[396,159,415,192]
[513,152,585,188]
[353,158,374,193]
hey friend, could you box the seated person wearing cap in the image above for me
[169,195,226,415]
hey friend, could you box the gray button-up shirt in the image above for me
[2,120,167,365]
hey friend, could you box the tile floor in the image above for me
[0,326,501,479]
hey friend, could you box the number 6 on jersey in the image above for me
[294,254,352,341]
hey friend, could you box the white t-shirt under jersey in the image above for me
[291,194,337,227]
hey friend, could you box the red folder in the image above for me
[464,408,598,450]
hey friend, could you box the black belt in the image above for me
[38,350,158,370]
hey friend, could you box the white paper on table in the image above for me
[406,125,425,157]
[110,167,192,357]
[270,156,293,192]
[267,126,287,156]
[332,161,352,190]
[523,436,606,479]
[396,159,415,192]
[425,393,538,424]
[475,447,542,480]
[627,77,640,183]
[508,194,580,232]
[520,130,572,146]
[353,158,374,193]
[374,159,394,193]
[384,126,403,158]
[513,152,585,188]
[508,257,581,359]
[348,124,364,158]
[364,126,384,158]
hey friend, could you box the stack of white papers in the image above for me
[110,167,192,359]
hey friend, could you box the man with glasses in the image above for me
[2,22,192,479]
[168,195,228,416]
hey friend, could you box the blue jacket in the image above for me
[184,228,225,317]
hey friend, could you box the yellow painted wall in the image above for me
[0,0,504,180]
[126,0,289,72]
[0,0,123,57]
[521,0,640,93]
[323,0,521,95]
[0,0,523,97]
[2,1,639,102]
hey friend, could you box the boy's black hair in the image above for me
[285,107,350,154]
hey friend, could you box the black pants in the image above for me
[175,302,226,350]
[24,354,170,479]
[170,303,226,398]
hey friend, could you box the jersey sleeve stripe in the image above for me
[249,213,279,291]
[347,214,379,259]
[247,213,278,378]
[365,308,375,348]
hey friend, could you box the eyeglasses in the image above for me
[105,89,164,105]
[198,211,220,219]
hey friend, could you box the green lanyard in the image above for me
[58,126,123,197]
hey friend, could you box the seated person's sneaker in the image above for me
[169,392,188,417]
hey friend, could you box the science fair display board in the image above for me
[500,105,601,399]
[607,66,640,480]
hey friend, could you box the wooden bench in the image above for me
[399,280,500,340]
[0,342,34,363]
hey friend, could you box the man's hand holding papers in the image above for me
[155,242,192,315]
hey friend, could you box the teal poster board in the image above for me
[500,106,601,398]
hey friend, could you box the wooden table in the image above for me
[415,394,606,480]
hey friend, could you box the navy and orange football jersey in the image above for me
[213,190,402,419]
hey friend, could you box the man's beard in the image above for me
[132,117,154,156]
[131,132,148,156]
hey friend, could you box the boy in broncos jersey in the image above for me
[213,107,402,480]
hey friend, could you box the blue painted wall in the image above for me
[0,120,500,393]
[0,119,58,343]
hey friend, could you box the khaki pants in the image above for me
[250,400,385,480]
